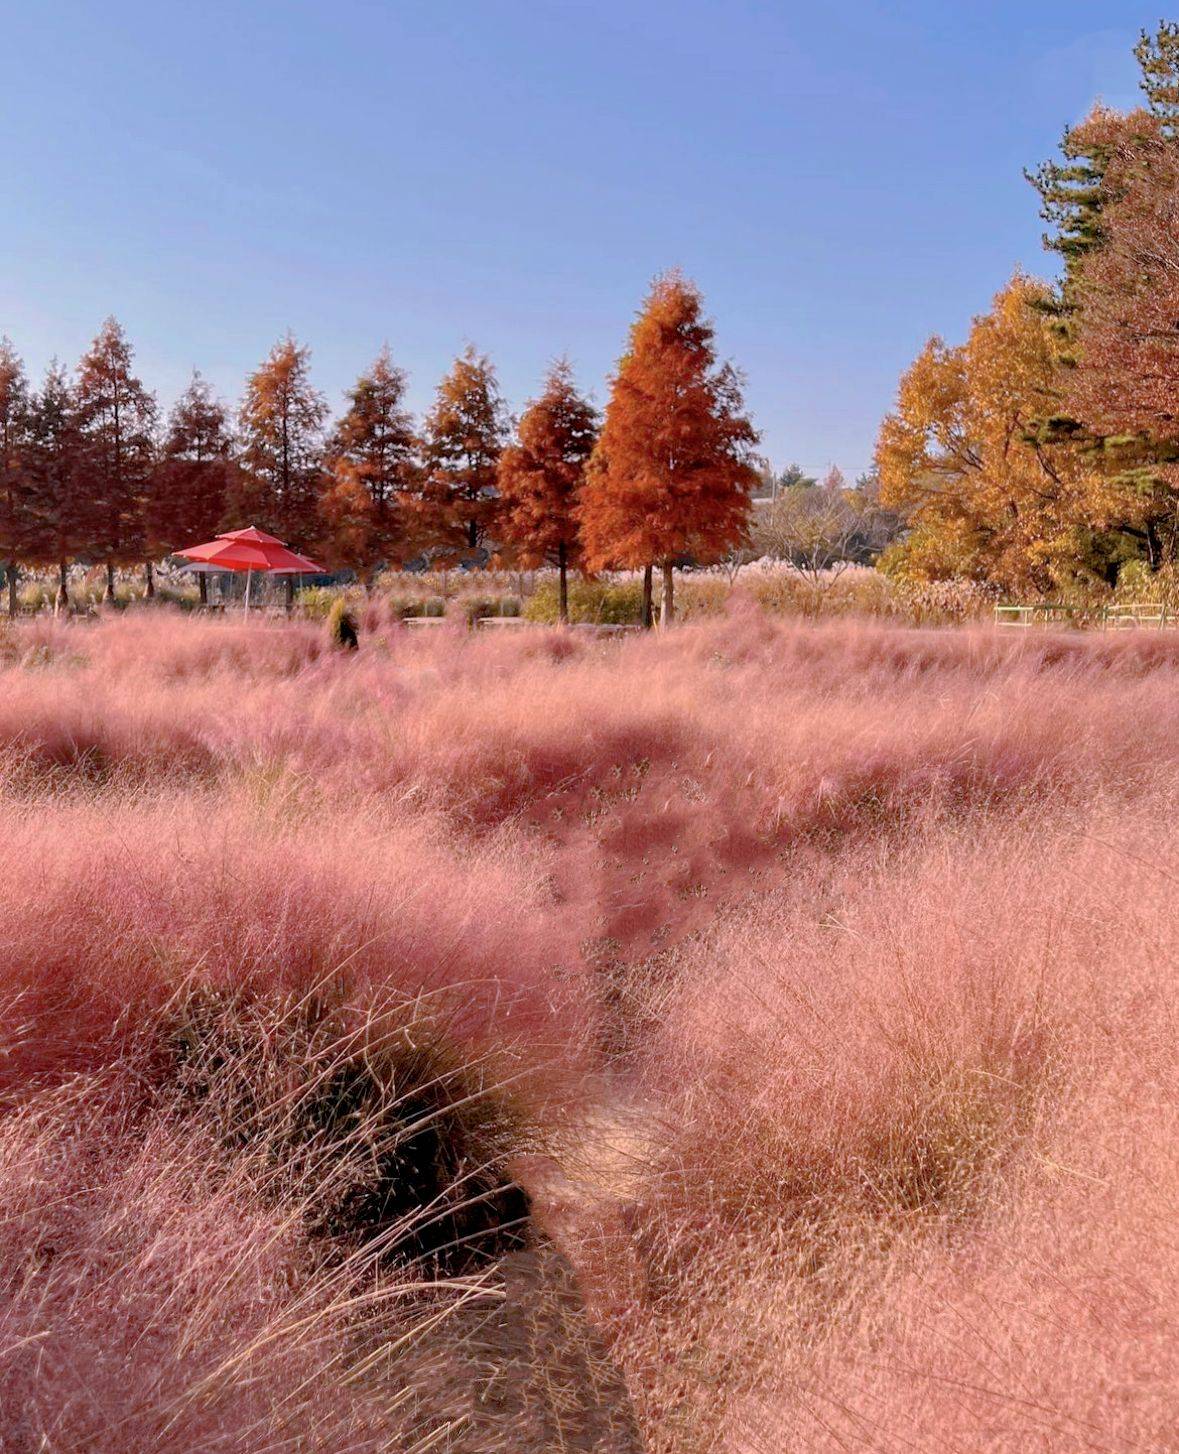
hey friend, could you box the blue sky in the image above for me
[0,1,1157,479]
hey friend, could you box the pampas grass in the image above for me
[2,607,1179,1450]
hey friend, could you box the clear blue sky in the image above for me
[0,1,1156,480]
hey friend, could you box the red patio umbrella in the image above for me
[174,527,325,615]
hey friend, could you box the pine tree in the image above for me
[1066,127,1179,565]
[234,336,328,553]
[0,340,32,615]
[74,318,157,600]
[580,273,758,625]
[1135,21,1179,131]
[148,374,237,604]
[26,363,81,613]
[497,360,598,623]
[1025,104,1159,350]
[421,347,509,557]
[320,347,419,581]
[777,462,816,492]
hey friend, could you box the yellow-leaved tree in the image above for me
[876,274,1125,593]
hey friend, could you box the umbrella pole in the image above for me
[245,569,252,618]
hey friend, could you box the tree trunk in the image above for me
[284,575,295,611]
[198,572,208,607]
[659,562,675,627]
[55,561,70,616]
[144,562,154,599]
[104,561,116,604]
[558,541,569,625]
[641,565,653,630]
[6,563,17,618]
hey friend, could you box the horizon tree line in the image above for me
[0,273,760,625]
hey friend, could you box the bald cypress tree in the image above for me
[149,374,238,604]
[421,347,509,559]
[26,363,81,613]
[235,336,328,550]
[497,360,597,623]
[580,273,757,626]
[320,346,420,580]
[0,340,32,615]
[74,318,157,601]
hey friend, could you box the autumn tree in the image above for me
[752,469,897,606]
[877,274,1121,591]
[148,374,238,604]
[74,318,157,600]
[1026,104,1159,347]
[580,273,758,625]
[234,336,328,555]
[420,346,509,557]
[1135,20,1179,131]
[26,363,81,612]
[1066,129,1179,565]
[320,347,419,582]
[0,340,33,615]
[496,360,598,622]
[1022,24,1172,493]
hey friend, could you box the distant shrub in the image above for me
[888,576,999,624]
[16,580,50,613]
[393,595,446,619]
[453,594,523,625]
[1114,559,1179,611]
[524,578,645,624]
[326,596,360,651]
[297,585,343,620]
[155,582,199,610]
[677,578,731,619]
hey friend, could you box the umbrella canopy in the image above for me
[174,526,324,575]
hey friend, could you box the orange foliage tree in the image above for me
[420,346,509,558]
[147,374,238,604]
[234,337,328,553]
[580,273,758,625]
[319,347,420,582]
[496,360,597,622]
[74,318,157,600]
[877,275,1119,591]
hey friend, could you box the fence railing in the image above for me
[995,602,1173,630]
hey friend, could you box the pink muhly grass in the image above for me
[0,794,596,1095]
[0,1068,509,1453]
[605,794,1179,1452]
[3,609,1179,1450]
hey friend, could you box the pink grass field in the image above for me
[2,605,1178,1451]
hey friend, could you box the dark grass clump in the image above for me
[166,986,535,1274]
[327,597,360,651]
